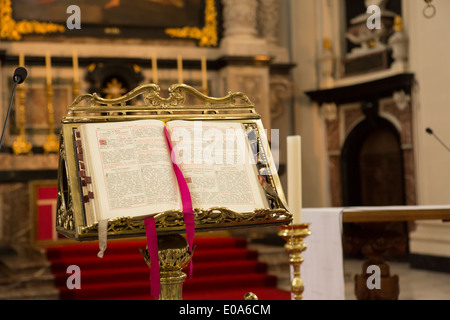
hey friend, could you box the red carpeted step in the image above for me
[52,259,267,287]
[184,260,268,277]
[191,248,259,262]
[184,273,278,292]
[192,237,248,249]
[183,287,291,300]
[49,252,146,273]
[46,239,148,259]
[46,237,247,260]
[52,265,149,287]
[105,286,291,301]
[58,279,151,300]
[58,273,281,300]
[46,236,288,300]
[48,248,258,272]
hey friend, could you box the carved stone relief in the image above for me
[269,75,292,121]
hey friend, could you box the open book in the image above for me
[75,119,270,226]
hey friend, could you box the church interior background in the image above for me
[0,0,450,300]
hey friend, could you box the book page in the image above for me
[167,120,269,213]
[79,119,181,221]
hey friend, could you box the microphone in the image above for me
[13,67,28,84]
[426,127,450,153]
[0,67,29,151]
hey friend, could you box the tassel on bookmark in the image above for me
[97,219,108,258]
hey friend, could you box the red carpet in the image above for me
[45,237,291,300]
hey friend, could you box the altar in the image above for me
[301,205,450,300]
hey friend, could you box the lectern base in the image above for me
[140,234,192,300]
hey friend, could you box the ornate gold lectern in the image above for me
[56,84,293,300]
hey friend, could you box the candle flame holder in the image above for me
[278,223,311,300]
[43,84,59,153]
[72,82,80,101]
[12,85,32,155]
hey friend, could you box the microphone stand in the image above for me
[426,128,450,153]
[0,81,19,152]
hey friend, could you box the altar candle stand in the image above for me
[177,55,183,84]
[278,135,311,300]
[152,53,159,84]
[43,52,59,153]
[72,50,80,99]
[12,53,32,155]
[201,56,208,95]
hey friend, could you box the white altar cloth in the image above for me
[301,208,345,300]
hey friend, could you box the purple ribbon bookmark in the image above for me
[164,126,195,277]
[143,125,196,299]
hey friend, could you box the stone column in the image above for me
[257,0,289,63]
[257,0,279,46]
[220,0,268,56]
[219,0,272,130]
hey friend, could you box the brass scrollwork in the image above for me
[69,84,253,110]
[79,207,292,238]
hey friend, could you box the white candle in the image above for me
[152,53,158,84]
[72,50,79,83]
[287,135,302,224]
[177,55,183,84]
[201,56,207,91]
[45,52,52,86]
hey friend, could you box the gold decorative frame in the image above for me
[165,0,218,47]
[56,84,291,241]
[1,0,218,45]
[0,0,65,40]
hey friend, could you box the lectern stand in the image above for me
[55,84,293,300]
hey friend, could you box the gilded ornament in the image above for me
[0,0,65,40]
[165,0,218,47]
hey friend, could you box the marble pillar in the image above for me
[257,0,290,63]
[220,0,268,56]
[219,0,272,130]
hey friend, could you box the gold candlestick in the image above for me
[278,223,311,300]
[177,55,183,84]
[201,56,207,94]
[12,85,32,155]
[72,50,80,99]
[152,53,158,84]
[43,84,59,153]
